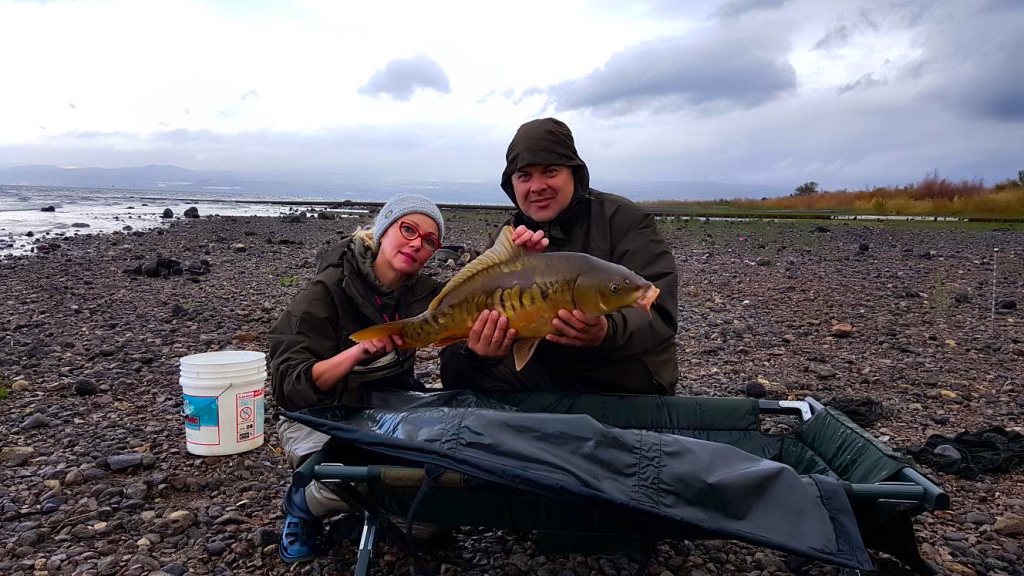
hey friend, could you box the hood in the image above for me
[500,118,592,237]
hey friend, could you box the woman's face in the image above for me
[377,213,440,277]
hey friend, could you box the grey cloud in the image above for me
[946,30,1024,120]
[358,54,451,101]
[812,3,931,52]
[68,103,76,109]
[836,73,887,95]
[812,25,851,51]
[913,4,1024,121]
[241,90,258,100]
[716,0,788,20]
[538,34,796,116]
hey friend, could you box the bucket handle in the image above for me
[181,384,233,421]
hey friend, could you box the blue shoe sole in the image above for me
[278,544,323,564]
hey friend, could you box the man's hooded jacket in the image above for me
[498,118,679,393]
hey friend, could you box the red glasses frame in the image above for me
[397,220,440,252]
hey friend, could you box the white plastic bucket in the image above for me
[179,352,267,456]
[180,365,266,379]
[179,371,267,386]
[180,350,265,371]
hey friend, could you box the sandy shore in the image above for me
[1,213,1022,576]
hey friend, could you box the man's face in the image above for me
[511,165,575,223]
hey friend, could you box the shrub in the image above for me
[795,182,820,196]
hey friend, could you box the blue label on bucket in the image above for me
[183,394,219,429]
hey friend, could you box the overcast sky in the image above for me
[1,0,1022,192]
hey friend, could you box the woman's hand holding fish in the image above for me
[353,334,403,361]
[511,225,548,252]
[467,310,517,358]
[548,309,608,348]
[312,334,403,391]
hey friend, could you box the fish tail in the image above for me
[349,320,409,345]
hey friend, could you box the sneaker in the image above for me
[279,514,326,564]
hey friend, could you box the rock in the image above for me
[153,510,196,537]
[743,381,767,399]
[858,242,870,252]
[40,205,56,212]
[808,363,837,378]
[755,256,771,266]
[997,299,1017,310]
[124,483,148,500]
[107,453,147,471]
[183,206,200,218]
[63,469,85,485]
[71,222,91,228]
[932,445,962,468]
[831,323,853,338]
[954,292,970,303]
[12,379,30,391]
[965,512,993,525]
[812,226,830,233]
[161,208,174,218]
[233,332,259,343]
[73,378,98,396]
[20,413,52,429]
[231,243,247,253]
[254,527,280,546]
[943,562,977,576]
[161,563,189,576]
[930,414,951,425]
[994,513,1024,536]
[18,529,45,547]
[183,261,210,276]
[96,555,118,573]
[205,541,227,556]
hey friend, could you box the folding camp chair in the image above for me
[290,394,949,576]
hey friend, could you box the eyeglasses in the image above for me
[397,220,441,252]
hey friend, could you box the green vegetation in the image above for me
[795,181,820,196]
[279,275,302,286]
[643,171,1024,220]
[0,375,10,401]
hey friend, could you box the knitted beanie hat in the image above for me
[372,194,445,242]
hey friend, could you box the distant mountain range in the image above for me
[0,164,790,203]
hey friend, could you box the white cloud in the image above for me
[0,0,1022,191]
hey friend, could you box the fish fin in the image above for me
[349,320,408,345]
[427,225,524,314]
[513,338,541,371]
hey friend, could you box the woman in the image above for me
[268,193,446,563]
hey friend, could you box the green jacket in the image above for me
[268,236,440,412]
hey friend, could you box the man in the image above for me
[439,118,679,395]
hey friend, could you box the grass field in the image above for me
[643,173,1024,221]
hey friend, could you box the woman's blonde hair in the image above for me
[352,225,375,249]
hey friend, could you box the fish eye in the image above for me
[610,283,620,293]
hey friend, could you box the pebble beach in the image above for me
[1,206,1023,576]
